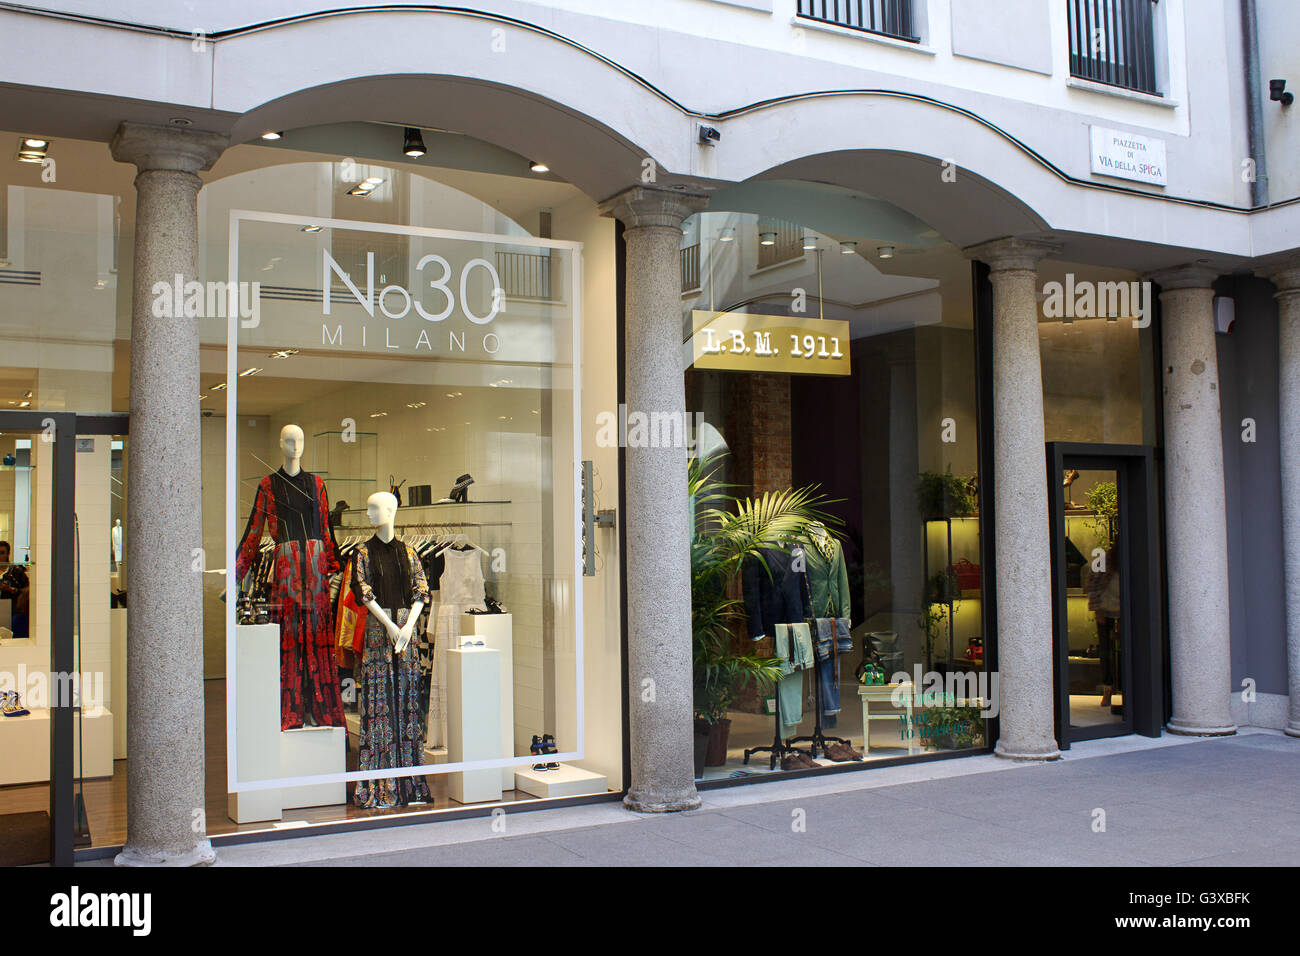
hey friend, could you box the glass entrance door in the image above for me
[1047,444,1163,748]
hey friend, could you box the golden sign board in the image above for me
[686,311,851,376]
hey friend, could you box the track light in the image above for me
[403,127,427,157]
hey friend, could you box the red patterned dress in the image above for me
[236,467,346,729]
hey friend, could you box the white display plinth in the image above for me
[0,707,114,785]
[447,647,502,804]
[461,612,513,788]
[281,726,347,809]
[228,624,346,823]
[513,764,608,799]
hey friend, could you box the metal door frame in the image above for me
[1046,442,1163,750]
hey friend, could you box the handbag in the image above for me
[388,474,406,507]
[951,558,981,591]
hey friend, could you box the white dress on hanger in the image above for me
[426,547,488,749]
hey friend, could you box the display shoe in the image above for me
[530,734,546,771]
[540,733,559,770]
[2,691,30,717]
[824,741,862,762]
[780,751,818,771]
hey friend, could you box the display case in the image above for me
[310,429,378,506]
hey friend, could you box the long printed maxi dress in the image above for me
[351,536,433,808]
[236,467,347,730]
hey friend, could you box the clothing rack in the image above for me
[786,568,850,758]
[335,520,511,532]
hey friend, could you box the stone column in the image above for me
[1268,261,1300,737]
[1148,265,1236,736]
[600,186,706,811]
[110,123,226,865]
[965,238,1062,760]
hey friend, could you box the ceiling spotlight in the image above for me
[261,131,283,141]
[369,411,388,418]
[877,245,895,259]
[300,225,323,233]
[269,348,299,358]
[529,160,549,173]
[840,241,858,255]
[16,136,47,163]
[238,367,262,377]
[403,127,427,158]
[211,383,227,391]
[22,138,47,150]
[759,231,777,246]
[803,235,818,251]
[718,227,735,243]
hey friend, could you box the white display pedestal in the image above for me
[228,623,346,824]
[513,764,608,799]
[461,612,513,788]
[0,707,114,785]
[447,646,502,805]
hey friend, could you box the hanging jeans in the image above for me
[814,617,853,729]
[774,623,814,737]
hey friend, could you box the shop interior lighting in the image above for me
[877,245,895,259]
[300,225,323,233]
[261,131,283,140]
[17,136,48,163]
[403,127,427,157]
[529,160,549,173]
[238,367,262,377]
[718,227,735,242]
[370,411,388,418]
[347,176,385,197]
[759,231,777,246]
[269,348,299,358]
[840,241,857,255]
[803,235,818,250]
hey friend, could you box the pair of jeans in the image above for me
[775,623,814,735]
[814,617,852,729]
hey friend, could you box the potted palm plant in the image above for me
[689,453,838,776]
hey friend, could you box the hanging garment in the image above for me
[774,622,814,737]
[804,534,851,620]
[236,467,346,730]
[351,535,432,808]
[741,546,810,640]
[425,546,487,748]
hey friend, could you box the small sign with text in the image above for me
[686,311,851,376]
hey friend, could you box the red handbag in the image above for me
[951,558,981,590]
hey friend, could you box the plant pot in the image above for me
[703,717,732,766]
[693,729,708,779]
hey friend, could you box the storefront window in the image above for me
[684,191,989,780]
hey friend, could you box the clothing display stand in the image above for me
[784,650,849,758]
[742,695,802,771]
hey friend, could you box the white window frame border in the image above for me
[225,207,586,794]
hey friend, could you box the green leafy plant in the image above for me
[915,704,985,750]
[917,601,949,672]
[689,453,839,724]
[917,467,977,519]
[1086,480,1119,552]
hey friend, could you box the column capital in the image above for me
[1144,264,1219,291]
[110,122,227,175]
[1264,255,1300,298]
[598,185,708,230]
[963,237,1062,273]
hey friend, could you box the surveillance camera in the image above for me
[698,125,721,145]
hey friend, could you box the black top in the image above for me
[270,467,325,545]
[358,535,411,611]
[741,546,811,641]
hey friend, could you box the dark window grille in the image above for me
[681,243,700,293]
[796,0,918,43]
[495,250,553,300]
[1068,0,1160,96]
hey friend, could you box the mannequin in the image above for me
[236,422,346,730]
[350,490,433,808]
[111,519,123,569]
[362,492,425,653]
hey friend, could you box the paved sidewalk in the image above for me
[151,730,1300,866]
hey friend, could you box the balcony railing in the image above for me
[797,0,918,43]
[495,250,553,300]
[757,220,806,270]
[681,243,700,293]
[1068,0,1160,96]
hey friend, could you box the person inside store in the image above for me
[1085,548,1121,708]
[0,540,30,638]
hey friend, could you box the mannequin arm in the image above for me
[364,600,401,644]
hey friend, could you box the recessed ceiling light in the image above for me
[406,401,427,409]
[803,235,818,250]
[877,245,895,259]
[238,367,261,377]
[168,117,192,127]
[529,160,549,173]
[269,348,299,358]
[718,228,735,242]
[403,127,427,158]
[369,411,388,418]
[759,231,777,246]
[22,138,47,150]
[363,176,385,186]
[300,225,323,233]
[841,241,858,255]
[261,131,283,140]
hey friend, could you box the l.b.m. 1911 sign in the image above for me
[686,310,851,376]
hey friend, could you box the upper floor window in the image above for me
[796,0,919,43]
[1068,0,1160,96]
